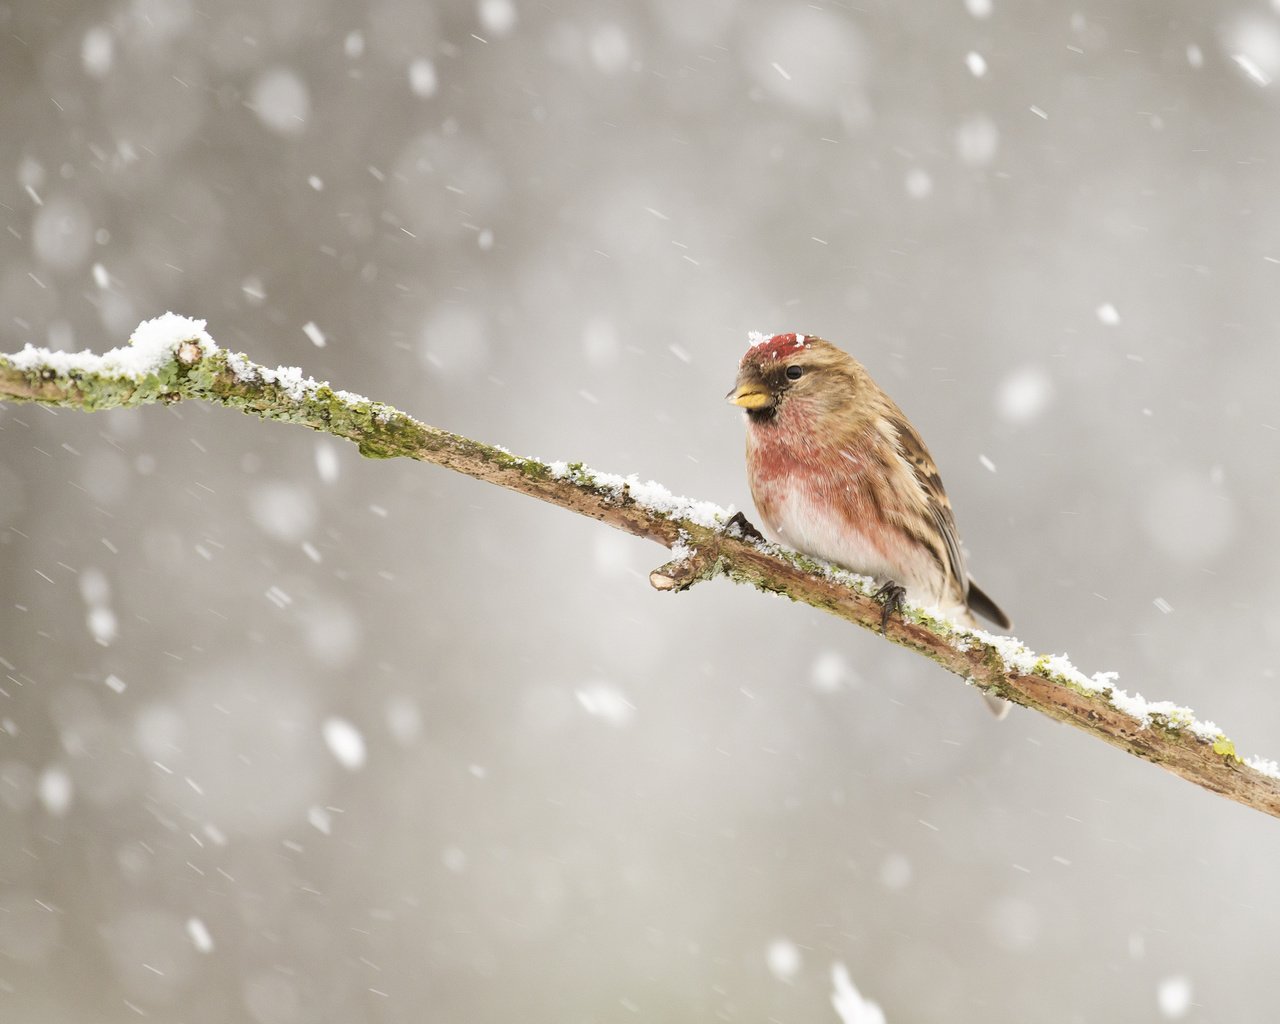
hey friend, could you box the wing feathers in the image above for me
[882,411,968,595]
[882,409,1012,630]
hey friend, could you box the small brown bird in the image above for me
[728,333,1012,718]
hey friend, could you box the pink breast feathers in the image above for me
[746,423,940,598]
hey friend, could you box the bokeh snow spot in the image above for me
[1157,975,1192,1019]
[299,598,362,668]
[250,67,311,136]
[478,0,518,36]
[409,58,438,98]
[82,25,114,77]
[186,916,214,954]
[766,937,802,982]
[39,766,73,817]
[442,845,469,872]
[879,853,912,890]
[589,24,632,75]
[385,694,423,746]
[586,532,630,580]
[314,440,340,484]
[997,366,1053,422]
[248,481,317,544]
[575,683,636,727]
[79,567,117,646]
[302,321,326,348]
[322,716,367,771]
[742,7,867,115]
[905,168,933,199]
[810,650,854,693]
[582,318,621,366]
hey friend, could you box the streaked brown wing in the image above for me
[885,410,969,596]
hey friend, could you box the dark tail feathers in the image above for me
[967,580,1012,631]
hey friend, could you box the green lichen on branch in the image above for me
[2,350,186,412]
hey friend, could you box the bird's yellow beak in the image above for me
[727,383,773,410]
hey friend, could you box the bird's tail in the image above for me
[966,579,1012,632]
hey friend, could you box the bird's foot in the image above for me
[724,511,765,543]
[871,580,908,634]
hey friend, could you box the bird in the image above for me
[727,332,1013,718]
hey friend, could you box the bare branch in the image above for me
[4,316,1278,820]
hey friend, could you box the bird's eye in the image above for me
[785,365,803,381]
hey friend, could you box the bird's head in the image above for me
[727,333,861,422]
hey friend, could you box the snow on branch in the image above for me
[3,313,1279,820]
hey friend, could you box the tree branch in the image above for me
[4,314,1278,819]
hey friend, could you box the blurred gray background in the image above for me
[1,1,1278,1021]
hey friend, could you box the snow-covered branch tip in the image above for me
[3,313,1280,821]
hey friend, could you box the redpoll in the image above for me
[728,333,1012,718]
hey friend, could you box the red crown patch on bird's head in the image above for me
[741,332,808,367]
